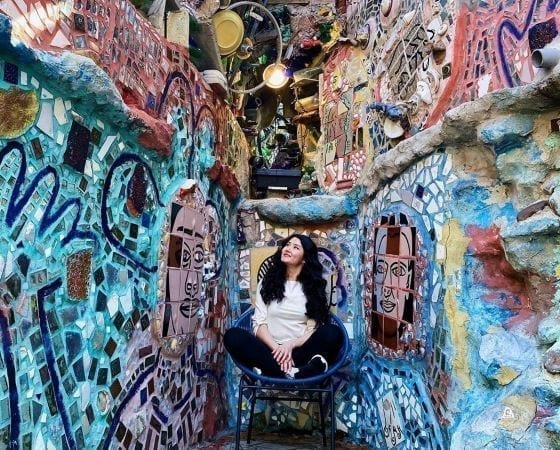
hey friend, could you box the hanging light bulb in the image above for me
[263,63,289,89]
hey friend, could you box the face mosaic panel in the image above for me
[154,184,220,357]
[363,210,427,361]
[366,215,419,355]
[0,52,231,449]
[320,46,371,193]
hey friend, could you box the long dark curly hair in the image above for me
[260,234,329,324]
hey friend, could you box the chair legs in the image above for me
[318,391,326,447]
[235,377,257,447]
[330,380,335,450]
[234,379,338,449]
[247,385,257,444]
[235,378,244,450]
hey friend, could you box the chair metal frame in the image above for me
[230,308,350,449]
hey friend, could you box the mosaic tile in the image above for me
[66,249,92,299]
[36,102,55,138]
[3,61,18,84]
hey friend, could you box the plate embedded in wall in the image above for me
[380,0,401,29]
[212,9,245,56]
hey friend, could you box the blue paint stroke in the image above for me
[37,279,77,450]
[189,105,216,178]
[0,311,20,450]
[172,388,194,413]
[101,153,163,273]
[0,141,97,246]
[496,0,538,87]
[191,365,225,412]
[547,0,559,12]
[101,351,159,450]
[151,399,171,423]
[147,382,194,423]
[158,71,196,177]
[157,72,193,120]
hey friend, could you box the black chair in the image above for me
[230,308,350,449]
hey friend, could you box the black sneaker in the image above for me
[294,355,328,379]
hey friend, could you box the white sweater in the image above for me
[252,280,316,344]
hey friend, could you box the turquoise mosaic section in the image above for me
[357,153,451,448]
[0,55,231,449]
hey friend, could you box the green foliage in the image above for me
[318,23,333,43]
[129,0,152,15]
[188,46,204,69]
[302,164,315,176]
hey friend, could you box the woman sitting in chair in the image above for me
[225,234,343,378]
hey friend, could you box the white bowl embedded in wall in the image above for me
[383,117,405,139]
[380,0,402,29]
[203,70,229,96]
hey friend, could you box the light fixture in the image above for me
[263,63,289,89]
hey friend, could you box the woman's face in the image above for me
[281,237,305,268]
[373,227,414,321]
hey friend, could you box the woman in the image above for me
[224,234,343,378]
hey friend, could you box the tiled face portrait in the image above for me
[371,217,416,351]
[160,201,206,338]
[161,268,202,337]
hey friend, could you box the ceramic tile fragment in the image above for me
[36,102,54,137]
[54,98,67,124]
[98,136,116,159]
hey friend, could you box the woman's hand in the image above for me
[272,341,294,373]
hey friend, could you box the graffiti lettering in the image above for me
[377,391,405,448]
[387,24,433,100]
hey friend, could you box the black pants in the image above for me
[224,324,343,377]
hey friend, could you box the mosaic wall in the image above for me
[0,0,250,188]
[357,153,451,447]
[2,0,187,122]
[4,1,560,449]
[0,2,248,445]
[319,45,371,193]
[311,7,560,443]
[343,0,559,139]
[316,0,560,188]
